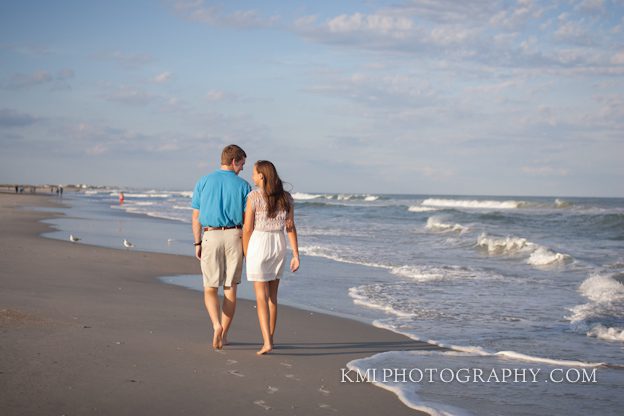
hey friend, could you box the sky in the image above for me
[1,0,623,197]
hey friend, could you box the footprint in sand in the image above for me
[227,369,245,377]
[267,386,279,394]
[285,374,300,381]
[279,362,293,368]
[254,400,272,410]
[226,359,238,365]
[319,386,330,395]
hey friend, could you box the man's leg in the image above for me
[221,285,237,345]
[204,287,223,349]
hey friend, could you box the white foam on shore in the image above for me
[348,286,416,318]
[302,245,500,283]
[364,195,379,201]
[426,216,469,233]
[371,320,606,368]
[422,198,525,210]
[347,352,473,416]
[299,245,391,270]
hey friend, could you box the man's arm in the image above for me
[192,209,202,260]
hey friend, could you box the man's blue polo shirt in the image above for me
[191,170,252,227]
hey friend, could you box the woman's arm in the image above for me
[285,201,299,272]
[242,197,255,257]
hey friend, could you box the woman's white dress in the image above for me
[246,190,293,282]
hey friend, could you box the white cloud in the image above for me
[170,0,279,28]
[152,71,172,84]
[326,13,413,36]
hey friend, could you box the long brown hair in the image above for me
[255,160,291,218]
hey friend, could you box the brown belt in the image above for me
[203,225,242,231]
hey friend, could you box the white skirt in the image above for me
[246,230,286,282]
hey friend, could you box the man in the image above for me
[191,144,251,349]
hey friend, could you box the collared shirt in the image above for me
[191,170,251,227]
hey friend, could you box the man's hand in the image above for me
[195,245,202,261]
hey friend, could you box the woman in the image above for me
[243,160,300,355]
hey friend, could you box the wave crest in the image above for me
[422,198,525,210]
[426,216,469,233]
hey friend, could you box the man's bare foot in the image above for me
[256,344,272,355]
[222,333,229,346]
[213,326,223,350]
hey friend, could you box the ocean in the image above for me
[40,189,624,416]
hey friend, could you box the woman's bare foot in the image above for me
[213,326,223,350]
[256,344,272,355]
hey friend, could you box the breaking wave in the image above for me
[422,198,526,210]
[426,216,469,233]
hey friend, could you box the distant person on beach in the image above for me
[191,144,251,350]
[119,192,124,205]
[15,185,18,193]
[243,160,299,355]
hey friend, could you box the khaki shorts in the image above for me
[200,228,243,288]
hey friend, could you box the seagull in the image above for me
[123,239,134,249]
[69,234,81,243]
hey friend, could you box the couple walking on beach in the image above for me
[191,144,300,355]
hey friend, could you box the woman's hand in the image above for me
[290,256,300,272]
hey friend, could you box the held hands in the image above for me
[290,256,300,272]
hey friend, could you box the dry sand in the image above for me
[0,193,439,415]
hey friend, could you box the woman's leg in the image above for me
[254,281,272,354]
[268,279,280,344]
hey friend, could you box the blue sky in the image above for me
[1,0,623,196]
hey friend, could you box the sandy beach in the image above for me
[0,192,437,415]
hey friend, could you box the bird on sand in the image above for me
[123,239,134,248]
[69,234,81,242]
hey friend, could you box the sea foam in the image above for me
[422,198,525,210]
[426,216,469,233]
[567,272,624,343]
[291,192,323,200]
[476,233,571,267]
[408,205,439,212]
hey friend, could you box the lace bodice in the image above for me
[247,189,293,231]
